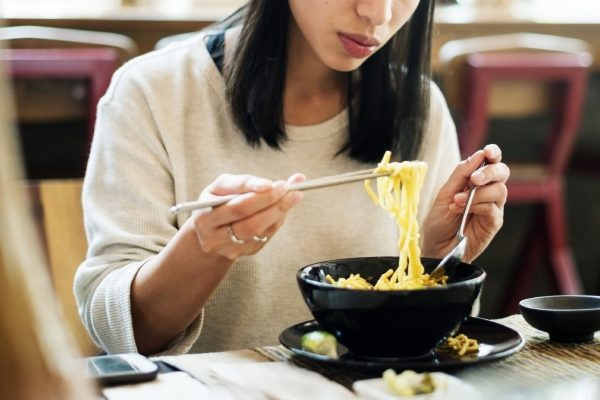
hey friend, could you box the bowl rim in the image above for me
[519,295,600,312]
[297,256,486,292]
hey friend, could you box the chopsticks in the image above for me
[169,168,392,215]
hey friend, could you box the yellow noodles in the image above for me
[328,151,442,290]
[367,151,438,289]
[446,334,479,356]
[325,274,372,290]
[382,369,437,396]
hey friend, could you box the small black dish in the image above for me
[279,317,524,372]
[519,295,600,342]
[297,257,485,358]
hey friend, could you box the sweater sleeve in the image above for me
[73,62,203,355]
[417,81,461,226]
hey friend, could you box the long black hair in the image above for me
[221,0,435,163]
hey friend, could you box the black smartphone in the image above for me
[86,353,159,386]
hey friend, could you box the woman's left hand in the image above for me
[421,144,510,262]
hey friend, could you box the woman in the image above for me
[0,60,95,399]
[75,0,509,356]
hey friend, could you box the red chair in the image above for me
[439,34,593,315]
[0,48,119,178]
[4,48,119,160]
[0,26,137,178]
[0,25,138,66]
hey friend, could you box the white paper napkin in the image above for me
[158,349,268,385]
[102,371,212,400]
[208,361,358,400]
[353,372,480,400]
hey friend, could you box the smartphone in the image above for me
[86,353,159,386]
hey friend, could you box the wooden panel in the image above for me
[34,179,99,356]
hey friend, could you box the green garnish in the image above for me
[301,330,338,358]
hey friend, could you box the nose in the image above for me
[355,0,394,26]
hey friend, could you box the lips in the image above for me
[338,33,380,58]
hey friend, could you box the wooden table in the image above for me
[4,1,600,71]
[99,315,600,399]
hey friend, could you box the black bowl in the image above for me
[519,295,600,342]
[297,257,486,358]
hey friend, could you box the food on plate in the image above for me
[353,370,480,399]
[446,333,479,356]
[382,369,439,396]
[327,151,446,290]
[300,330,338,358]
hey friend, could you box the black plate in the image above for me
[279,317,524,371]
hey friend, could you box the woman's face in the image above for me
[288,0,421,72]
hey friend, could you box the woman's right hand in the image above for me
[132,173,305,354]
[190,173,305,260]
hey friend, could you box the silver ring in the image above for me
[252,235,269,243]
[227,224,245,244]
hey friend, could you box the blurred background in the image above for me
[0,0,598,356]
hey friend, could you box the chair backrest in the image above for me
[439,33,592,118]
[0,25,138,66]
[439,33,592,175]
[0,26,138,179]
[463,52,590,175]
[4,48,119,161]
[27,178,98,356]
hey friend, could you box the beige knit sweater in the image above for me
[74,33,460,356]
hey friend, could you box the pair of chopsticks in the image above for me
[169,168,392,215]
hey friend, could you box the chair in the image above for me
[27,178,99,356]
[439,33,593,315]
[5,48,119,171]
[0,25,138,65]
[0,26,138,179]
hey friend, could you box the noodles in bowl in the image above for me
[297,257,485,358]
[297,152,485,358]
[327,151,445,291]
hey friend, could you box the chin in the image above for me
[326,56,367,72]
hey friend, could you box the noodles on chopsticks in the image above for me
[327,151,443,290]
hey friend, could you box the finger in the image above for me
[280,190,304,212]
[248,211,292,248]
[225,188,302,239]
[194,220,231,254]
[287,173,306,184]
[194,178,301,250]
[468,202,504,219]
[284,173,305,210]
[483,144,502,164]
[202,180,289,227]
[215,224,265,260]
[247,219,284,248]
[196,209,275,256]
[440,149,486,195]
[470,162,510,186]
[208,174,273,196]
[453,182,508,209]
[226,208,281,241]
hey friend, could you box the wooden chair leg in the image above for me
[546,184,583,294]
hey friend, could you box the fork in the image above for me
[429,162,486,281]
